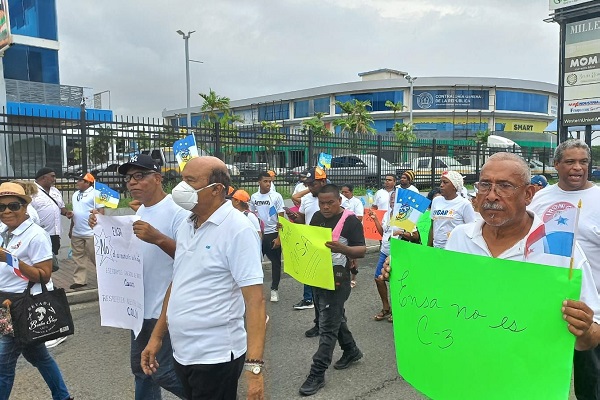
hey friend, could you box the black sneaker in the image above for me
[304,325,319,338]
[333,348,363,370]
[293,299,314,310]
[299,374,325,396]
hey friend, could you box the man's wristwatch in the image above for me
[244,359,264,375]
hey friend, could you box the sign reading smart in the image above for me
[414,90,489,110]
[563,16,600,126]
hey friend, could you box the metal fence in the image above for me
[0,111,558,201]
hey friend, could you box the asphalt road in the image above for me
[10,251,578,400]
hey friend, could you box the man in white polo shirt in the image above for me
[141,156,266,400]
[69,173,104,290]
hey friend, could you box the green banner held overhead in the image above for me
[389,239,582,400]
[279,217,334,290]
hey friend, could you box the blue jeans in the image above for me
[303,284,313,301]
[130,319,186,400]
[0,334,70,400]
[310,270,357,377]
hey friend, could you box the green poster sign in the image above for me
[389,239,582,400]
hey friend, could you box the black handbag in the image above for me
[10,274,74,345]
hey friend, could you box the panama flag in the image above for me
[525,201,579,266]
[390,188,432,231]
[173,134,199,169]
[3,251,26,280]
[317,152,332,169]
[94,182,120,209]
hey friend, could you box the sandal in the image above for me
[374,309,391,321]
[388,314,393,323]
[350,280,357,288]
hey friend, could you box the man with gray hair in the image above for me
[529,139,600,400]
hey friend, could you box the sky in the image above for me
[56,0,560,118]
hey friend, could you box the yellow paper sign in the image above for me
[279,217,334,290]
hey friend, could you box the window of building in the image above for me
[496,91,548,113]
[3,45,59,84]
[335,91,404,113]
[313,97,330,114]
[9,0,58,41]
[259,102,290,121]
[294,100,309,118]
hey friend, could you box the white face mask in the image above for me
[171,181,220,210]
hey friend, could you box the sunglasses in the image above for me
[0,202,24,212]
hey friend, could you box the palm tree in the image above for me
[385,100,406,123]
[260,121,286,168]
[199,89,231,123]
[301,112,331,136]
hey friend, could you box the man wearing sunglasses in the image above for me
[90,154,189,399]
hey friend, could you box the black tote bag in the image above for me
[10,277,74,345]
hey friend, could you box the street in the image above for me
[11,251,578,400]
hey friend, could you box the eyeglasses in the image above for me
[0,202,24,212]
[124,171,156,182]
[474,181,524,197]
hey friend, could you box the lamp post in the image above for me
[405,74,417,125]
[177,30,195,128]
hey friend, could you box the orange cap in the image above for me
[232,189,250,203]
[267,170,276,177]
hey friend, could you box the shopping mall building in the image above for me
[163,68,558,148]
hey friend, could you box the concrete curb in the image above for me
[66,244,381,306]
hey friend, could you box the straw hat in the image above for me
[0,182,32,204]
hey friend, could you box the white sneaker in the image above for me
[45,337,67,348]
[270,290,279,302]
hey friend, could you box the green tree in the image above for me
[260,121,286,168]
[392,122,416,145]
[333,99,376,152]
[385,100,406,123]
[199,89,231,123]
[88,127,114,164]
[301,112,332,136]
[475,128,491,144]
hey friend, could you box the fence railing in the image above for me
[0,112,557,201]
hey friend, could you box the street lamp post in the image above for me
[177,30,195,128]
[405,74,417,125]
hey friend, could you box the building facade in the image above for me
[164,69,558,149]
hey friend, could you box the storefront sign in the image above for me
[414,90,489,110]
[550,0,594,10]
[563,16,600,126]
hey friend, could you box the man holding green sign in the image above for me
[381,152,600,400]
[297,184,366,396]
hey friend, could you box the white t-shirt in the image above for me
[380,209,403,256]
[0,219,54,294]
[26,204,40,225]
[430,195,476,249]
[299,193,320,225]
[396,184,419,194]
[529,184,600,294]
[293,182,307,196]
[446,213,600,323]
[243,210,262,234]
[373,188,394,211]
[168,201,263,365]
[342,196,364,217]
[71,186,104,237]
[249,191,284,234]
[136,195,190,319]
[31,184,65,235]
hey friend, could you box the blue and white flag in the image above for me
[2,250,26,280]
[390,188,431,231]
[94,182,120,209]
[173,134,199,169]
[317,152,332,169]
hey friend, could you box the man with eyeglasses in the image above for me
[90,154,189,399]
[381,152,600,379]
[529,139,600,400]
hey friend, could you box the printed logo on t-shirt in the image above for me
[254,200,271,206]
[10,241,21,250]
[432,209,455,218]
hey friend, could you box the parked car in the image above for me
[317,154,397,188]
[528,159,558,179]
[397,156,477,189]
[235,162,268,182]
[592,169,600,181]
[92,162,127,193]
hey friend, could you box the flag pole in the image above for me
[569,199,582,280]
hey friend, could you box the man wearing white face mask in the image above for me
[90,154,189,400]
[141,156,266,400]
